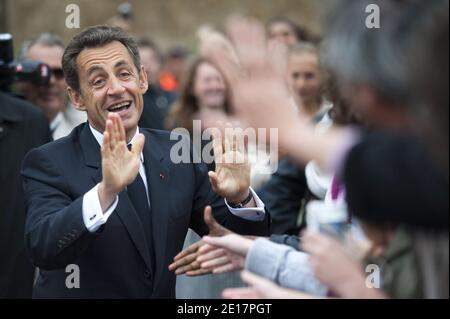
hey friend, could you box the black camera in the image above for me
[0,33,51,91]
[117,2,133,20]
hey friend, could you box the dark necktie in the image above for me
[126,144,155,271]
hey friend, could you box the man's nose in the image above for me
[297,78,306,88]
[48,74,57,86]
[107,77,126,96]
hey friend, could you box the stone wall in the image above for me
[3,0,326,56]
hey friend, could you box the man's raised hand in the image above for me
[98,113,145,212]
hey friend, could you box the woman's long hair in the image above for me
[166,57,231,135]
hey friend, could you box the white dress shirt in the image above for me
[82,125,266,232]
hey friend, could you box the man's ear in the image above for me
[139,65,149,94]
[67,87,87,112]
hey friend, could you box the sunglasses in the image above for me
[50,68,65,80]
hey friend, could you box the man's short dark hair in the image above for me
[136,37,163,64]
[62,25,141,92]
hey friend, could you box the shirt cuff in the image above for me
[82,183,118,233]
[225,187,266,221]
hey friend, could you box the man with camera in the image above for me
[16,33,86,140]
[0,33,52,297]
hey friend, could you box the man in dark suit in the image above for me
[0,92,51,298]
[137,37,177,130]
[21,25,269,298]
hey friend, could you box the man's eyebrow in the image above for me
[114,60,132,69]
[86,65,105,77]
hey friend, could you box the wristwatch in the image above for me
[228,190,253,208]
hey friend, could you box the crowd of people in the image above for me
[0,0,448,299]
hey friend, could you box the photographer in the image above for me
[0,33,52,298]
[16,33,86,140]
[0,92,51,299]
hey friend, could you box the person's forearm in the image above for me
[282,125,350,170]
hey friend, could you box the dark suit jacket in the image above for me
[21,123,270,298]
[138,86,177,130]
[260,158,308,235]
[0,92,51,298]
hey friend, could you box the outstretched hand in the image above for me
[205,16,299,148]
[168,206,232,276]
[222,270,317,299]
[195,234,253,274]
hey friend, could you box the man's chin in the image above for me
[122,118,139,136]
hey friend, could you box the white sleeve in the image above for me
[82,184,118,232]
[225,187,266,222]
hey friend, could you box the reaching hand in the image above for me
[301,231,384,298]
[168,206,232,276]
[98,113,144,211]
[222,270,318,299]
[206,16,300,149]
[195,234,253,274]
[205,16,347,169]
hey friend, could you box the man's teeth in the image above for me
[108,102,131,111]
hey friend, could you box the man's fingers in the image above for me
[203,206,214,229]
[224,124,233,153]
[168,253,197,271]
[202,235,223,247]
[203,205,223,235]
[132,133,145,157]
[201,256,230,269]
[197,248,226,263]
[106,119,115,150]
[101,131,111,158]
[172,248,196,263]
[198,243,217,254]
[211,128,223,164]
[175,260,201,275]
[235,127,246,154]
[186,268,213,277]
[118,115,126,142]
[173,241,202,261]
[208,171,219,191]
[111,115,121,146]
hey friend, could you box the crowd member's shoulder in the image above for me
[0,92,48,125]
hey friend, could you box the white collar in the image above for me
[89,124,144,163]
[50,112,63,131]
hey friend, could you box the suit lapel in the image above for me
[79,124,153,272]
[141,129,170,286]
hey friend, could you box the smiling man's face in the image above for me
[69,41,148,139]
